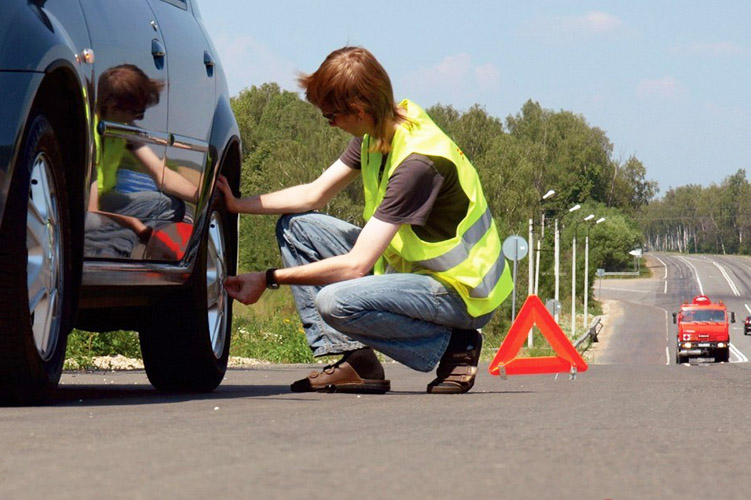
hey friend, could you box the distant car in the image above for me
[0,0,241,403]
[745,316,751,335]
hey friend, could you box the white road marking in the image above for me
[653,255,668,281]
[730,343,749,363]
[678,256,703,295]
[664,309,670,366]
[711,261,741,296]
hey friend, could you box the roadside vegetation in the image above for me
[642,171,751,254]
[66,83,657,367]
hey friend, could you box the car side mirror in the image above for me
[672,312,677,324]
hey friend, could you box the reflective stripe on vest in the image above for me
[415,206,493,272]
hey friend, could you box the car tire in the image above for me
[0,115,73,405]
[716,348,729,363]
[139,190,236,392]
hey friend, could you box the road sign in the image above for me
[546,299,560,316]
[502,235,528,262]
[502,235,528,322]
[488,294,589,376]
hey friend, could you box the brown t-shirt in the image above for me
[339,137,468,242]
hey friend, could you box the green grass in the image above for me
[65,329,141,370]
[64,287,596,368]
[230,288,314,364]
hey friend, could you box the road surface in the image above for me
[2,252,751,499]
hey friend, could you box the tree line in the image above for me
[230,83,656,333]
[641,170,751,254]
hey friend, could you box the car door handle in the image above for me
[203,51,215,68]
[152,39,166,58]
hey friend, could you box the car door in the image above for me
[78,0,174,260]
[145,0,217,261]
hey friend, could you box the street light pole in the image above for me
[528,218,534,299]
[554,204,580,324]
[534,190,555,296]
[571,229,577,336]
[554,218,559,322]
[581,214,595,331]
[530,189,555,347]
[562,205,581,332]
[583,216,606,329]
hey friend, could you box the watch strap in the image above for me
[265,268,280,289]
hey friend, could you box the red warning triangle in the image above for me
[488,295,588,376]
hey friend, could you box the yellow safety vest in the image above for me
[94,115,127,194]
[361,99,512,317]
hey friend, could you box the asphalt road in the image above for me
[3,252,751,499]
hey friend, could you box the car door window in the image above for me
[145,0,217,260]
[78,0,187,259]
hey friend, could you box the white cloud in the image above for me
[528,11,624,38]
[578,11,623,34]
[636,76,688,100]
[398,54,502,109]
[433,54,474,84]
[703,101,747,124]
[402,54,501,93]
[670,41,748,57]
[212,34,297,96]
[474,63,501,90]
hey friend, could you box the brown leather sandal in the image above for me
[290,361,391,394]
[426,332,482,394]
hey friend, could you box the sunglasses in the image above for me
[322,111,339,124]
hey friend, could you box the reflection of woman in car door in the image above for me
[86,64,198,258]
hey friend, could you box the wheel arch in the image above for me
[30,62,90,306]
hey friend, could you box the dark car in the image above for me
[745,316,751,335]
[0,0,241,403]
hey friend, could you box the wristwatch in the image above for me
[265,268,280,289]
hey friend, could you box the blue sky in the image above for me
[198,1,750,196]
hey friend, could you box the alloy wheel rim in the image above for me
[26,153,63,361]
[206,211,227,358]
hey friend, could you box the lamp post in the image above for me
[553,204,580,323]
[530,189,555,347]
[583,216,606,329]
[534,189,555,296]
[560,205,580,328]
[573,214,593,335]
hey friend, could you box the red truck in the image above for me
[673,295,734,363]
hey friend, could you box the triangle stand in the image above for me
[488,295,588,376]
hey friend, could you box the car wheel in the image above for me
[139,191,236,392]
[0,115,73,404]
[716,348,729,363]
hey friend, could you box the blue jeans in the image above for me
[276,213,494,372]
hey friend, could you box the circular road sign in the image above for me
[502,235,528,262]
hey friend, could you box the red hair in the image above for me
[298,47,405,153]
[97,64,164,115]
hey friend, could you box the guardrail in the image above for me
[574,316,603,348]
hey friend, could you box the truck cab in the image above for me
[673,295,734,363]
